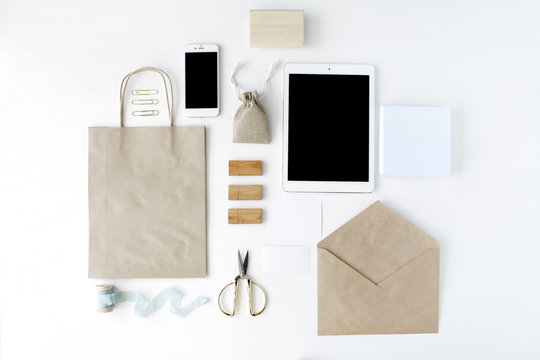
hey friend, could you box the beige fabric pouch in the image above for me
[231,63,277,144]
[233,91,270,144]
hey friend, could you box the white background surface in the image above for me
[1,0,540,359]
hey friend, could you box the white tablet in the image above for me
[283,63,375,193]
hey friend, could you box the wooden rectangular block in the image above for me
[250,10,304,48]
[229,185,262,200]
[229,160,262,176]
[228,209,262,224]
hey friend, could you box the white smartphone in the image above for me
[184,43,220,117]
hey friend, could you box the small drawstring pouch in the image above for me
[231,62,278,144]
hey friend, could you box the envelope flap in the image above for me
[318,201,438,284]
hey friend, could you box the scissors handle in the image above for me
[247,279,267,316]
[218,278,267,317]
[218,279,239,317]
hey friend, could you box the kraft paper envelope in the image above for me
[318,201,439,335]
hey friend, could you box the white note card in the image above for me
[266,200,322,241]
[261,246,311,273]
[380,106,451,177]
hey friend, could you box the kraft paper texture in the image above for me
[318,201,439,335]
[88,126,206,278]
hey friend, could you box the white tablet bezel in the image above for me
[282,63,375,193]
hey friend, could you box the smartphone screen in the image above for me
[185,52,218,109]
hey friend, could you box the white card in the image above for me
[261,246,311,273]
[380,106,451,177]
[266,200,322,241]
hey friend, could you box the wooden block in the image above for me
[250,10,304,48]
[229,160,262,176]
[229,185,262,200]
[228,209,262,224]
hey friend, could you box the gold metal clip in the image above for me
[132,99,159,105]
[132,110,159,116]
[131,89,158,95]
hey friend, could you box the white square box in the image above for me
[380,106,451,177]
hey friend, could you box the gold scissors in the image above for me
[218,250,267,317]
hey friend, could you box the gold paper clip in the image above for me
[131,89,158,95]
[132,110,159,116]
[132,99,159,105]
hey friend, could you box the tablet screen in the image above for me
[287,74,370,182]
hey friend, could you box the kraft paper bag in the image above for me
[88,67,206,278]
[318,201,439,335]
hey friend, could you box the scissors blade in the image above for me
[243,250,249,274]
[237,250,243,275]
